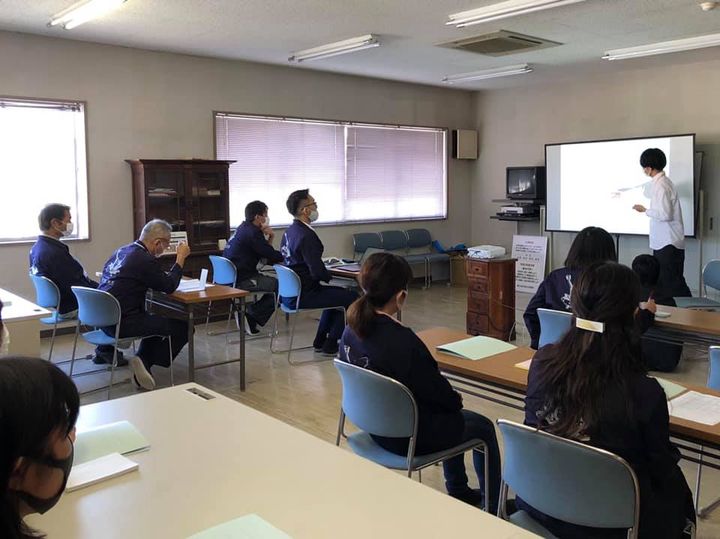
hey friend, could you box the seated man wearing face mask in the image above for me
[280,189,358,356]
[29,203,122,365]
[223,200,283,335]
[99,219,190,390]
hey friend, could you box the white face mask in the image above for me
[308,209,319,223]
[0,324,10,356]
[60,221,74,237]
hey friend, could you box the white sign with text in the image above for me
[511,235,548,294]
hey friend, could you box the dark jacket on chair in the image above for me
[339,313,465,455]
[98,241,183,318]
[223,221,283,282]
[280,220,331,292]
[524,267,580,350]
[521,344,695,539]
[29,235,97,314]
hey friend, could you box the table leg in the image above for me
[239,297,246,391]
[188,308,195,382]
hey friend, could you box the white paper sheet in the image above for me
[668,391,720,425]
[67,453,138,492]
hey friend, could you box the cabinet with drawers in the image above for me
[465,258,516,341]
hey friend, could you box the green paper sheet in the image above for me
[652,377,687,401]
[188,514,292,539]
[437,335,516,360]
[75,421,150,465]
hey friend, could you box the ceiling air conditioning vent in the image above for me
[441,31,560,56]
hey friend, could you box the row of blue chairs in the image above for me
[353,229,450,287]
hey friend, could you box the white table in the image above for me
[0,287,50,356]
[29,384,536,539]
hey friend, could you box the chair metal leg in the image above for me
[695,447,704,511]
[335,410,346,446]
[168,336,175,386]
[418,469,422,483]
[269,304,280,353]
[497,481,510,519]
[107,346,117,400]
[69,321,80,377]
[286,313,298,364]
[48,317,58,362]
[482,443,490,513]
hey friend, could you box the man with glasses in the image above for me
[280,189,358,356]
[99,219,190,390]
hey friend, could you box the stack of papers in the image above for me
[668,391,720,425]
[437,336,516,361]
[75,420,150,465]
[188,514,292,538]
[67,453,138,492]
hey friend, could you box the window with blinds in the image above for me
[215,113,447,227]
[0,98,88,242]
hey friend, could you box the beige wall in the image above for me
[0,30,475,299]
[472,57,720,293]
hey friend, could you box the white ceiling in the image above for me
[0,0,718,89]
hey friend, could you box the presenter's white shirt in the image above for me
[645,172,684,250]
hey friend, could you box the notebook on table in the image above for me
[67,452,139,492]
[436,336,516,361]
[188,514,292,538]
[74,420,150,465]
[176,269,210,292]
[331,247,385,273]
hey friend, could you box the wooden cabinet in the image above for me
[466,258,516,341]
[127,159,235,277]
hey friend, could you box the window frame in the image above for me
[213,111,449,229]
[0,95,91,245]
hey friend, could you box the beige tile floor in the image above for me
[46,284,720,537]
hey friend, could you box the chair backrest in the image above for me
[702,260,720,293]
[379,230,407,252]
[71,286,121,328]
[537,308,573,348]
[708,346,720,391]
[498,420,640,532]
[405,228,432,249]
[209,255,237,286]
[273,265,301,300]
[352,232,382,256]
[334,359,417,439]
[29,273,61,310]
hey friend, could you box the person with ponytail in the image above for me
[522,261,694,538]
[0,354,79,538]
[339,252,501,512]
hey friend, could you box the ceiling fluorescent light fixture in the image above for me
[442,63,533,83]
[288,34,380,62]
[49,0,127,30]
[603,32,720,60]
[447,0,587,27]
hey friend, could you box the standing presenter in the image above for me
[633,148,691,298]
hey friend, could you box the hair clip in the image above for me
[576,317,605,334]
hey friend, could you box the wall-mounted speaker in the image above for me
[452,129,478,160]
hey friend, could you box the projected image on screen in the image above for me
[546,135,695,236]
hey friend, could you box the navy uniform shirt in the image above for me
[280,219,331,291]
[223,221,283,282]
[99,241,183,318]
[29,235,97,314]
[523,267,580,349]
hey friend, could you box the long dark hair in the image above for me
[0,358,80,538]
[536,262,644,437]
[564,226,617,270]
[347,252,413,338]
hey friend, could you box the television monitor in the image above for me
[506,166,546,200]
[545,134,695,236]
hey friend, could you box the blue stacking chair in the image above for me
[334,359,491,511]
[28,274,64,362]
[70,286,173,399]
[537,308,573,348]
[352,232,382,258]
[695,346,720,517]
[496,419,647,538]
[675,260,720,310]
[405,228,451,288]
[270,265,346,365]
[379,230,407,253]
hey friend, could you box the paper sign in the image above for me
[511,235,548,294]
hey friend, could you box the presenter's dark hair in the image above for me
[640,148,667,171]
[631,254,660,288]
[535,262,644,437]
[244,201,268,222]
[564,226,617,270]
[286,189,310,216]
[38,203,70,232]
[348,253,413,338]
[0,357,80,539]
